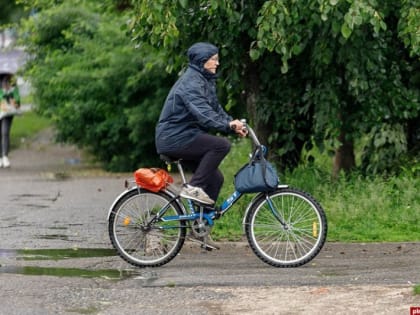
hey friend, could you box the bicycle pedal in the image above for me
[188,236,219,251]
[202,237,220,250]
[200,244,214,252]
[187,236,205,245]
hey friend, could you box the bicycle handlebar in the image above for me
[231,119,261,147]
[242,121,261,147]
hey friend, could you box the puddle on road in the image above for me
[0,248,116,261]
[0,265,144,280]
[34,234,70,241]
[0,248,158,281]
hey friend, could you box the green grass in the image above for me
[291,167,419,242]
[415,284,420,295]
[10,111,51,149]
[213,136,420,242]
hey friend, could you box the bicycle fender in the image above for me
[107,187,138,220]
[107,187,186,220]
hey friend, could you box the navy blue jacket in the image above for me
[155,43,232,154]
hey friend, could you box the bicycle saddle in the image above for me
[159,154,181,163]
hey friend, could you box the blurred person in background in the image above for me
[0,74,20,168]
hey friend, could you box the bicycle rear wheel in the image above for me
[245,187,327,267]
[108,188,186,267]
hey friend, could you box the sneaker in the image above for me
[2,156,10,168]
[180,184,214,205]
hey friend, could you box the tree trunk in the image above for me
[244,60,268,142]
[407,115,420,154]
[333,131,356,179]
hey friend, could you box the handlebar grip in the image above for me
[231,124,248,132]
[231,119,248,133]
[239,119,248,132]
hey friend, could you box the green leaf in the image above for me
[292,44,303,55]
[281,61,289,74]
[178,0,188,9]
[332,20,341,36]
[341,23,352,39]
[249,48,260,60]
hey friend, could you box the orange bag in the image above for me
[134,168,173,192]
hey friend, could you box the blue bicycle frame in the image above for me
[152,190,243,227]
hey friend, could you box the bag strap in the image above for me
[250,145,271,187]
[249,145,263,164]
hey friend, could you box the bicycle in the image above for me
[107,122,327,268]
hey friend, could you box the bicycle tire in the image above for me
[245,187,327,267]
[108,188,186,267]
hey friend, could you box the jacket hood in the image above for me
[187,42,218,68]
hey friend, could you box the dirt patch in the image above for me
[214,285,418,315]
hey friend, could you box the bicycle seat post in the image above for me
[175,160,188,186]
[160,154,188,187]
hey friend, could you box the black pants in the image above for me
[163,133,231,202]
[0,116,13,157]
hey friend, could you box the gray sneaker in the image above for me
[180,185,214,205]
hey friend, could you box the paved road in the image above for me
[0,129,419,314]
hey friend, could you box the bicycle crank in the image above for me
[190,219,211,238]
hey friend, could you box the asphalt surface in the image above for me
[0,128,419,314]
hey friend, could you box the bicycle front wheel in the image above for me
[245,187,327,267]
[108,188,186,268]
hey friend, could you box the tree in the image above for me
[252,0,420,176]
[130,0,419,176]
[0,0,26,47]
[17,0,419,175]
[0,1,25,24]
[19,1,174,171]
[129,0,313,170]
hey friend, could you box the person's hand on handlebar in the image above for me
[229,119,248,137]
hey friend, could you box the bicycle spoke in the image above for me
[245,188,327,267]
[109,189,186,267]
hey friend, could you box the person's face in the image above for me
[203,54,219,74]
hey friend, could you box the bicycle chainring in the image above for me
[191,219,211,238]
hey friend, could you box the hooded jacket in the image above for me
[155,42,233,154]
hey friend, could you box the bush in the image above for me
[20,2,174,171]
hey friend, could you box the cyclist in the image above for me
[155,42,247,206]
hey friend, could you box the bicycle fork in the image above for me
[264,194,288,229]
